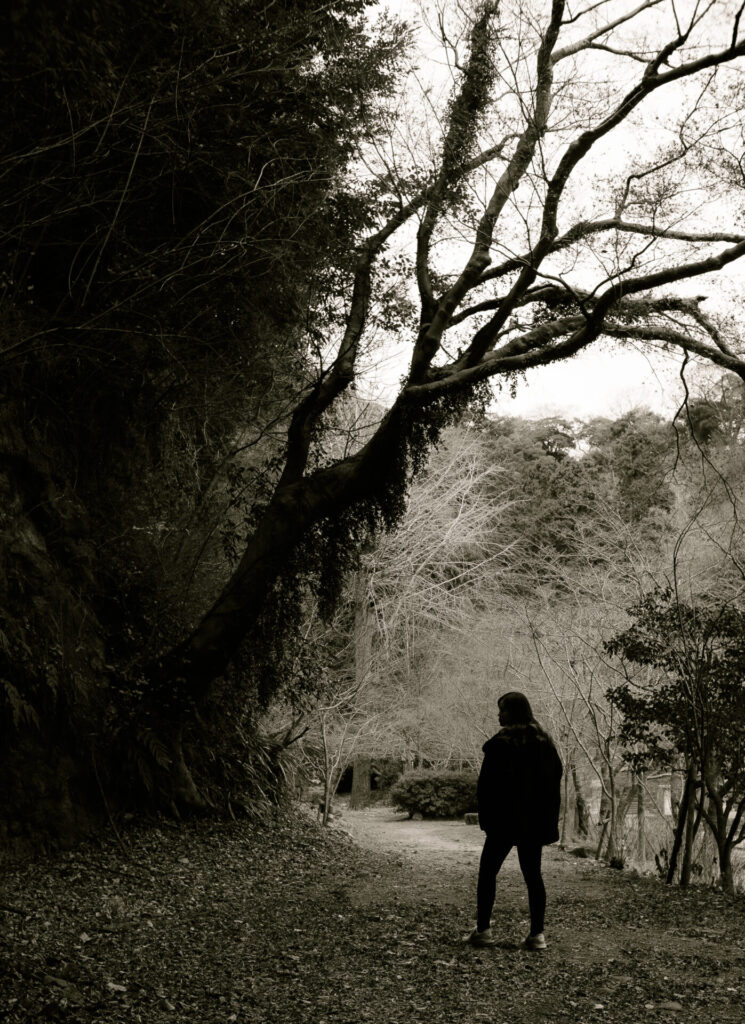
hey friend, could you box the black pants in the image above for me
[477,834,546,934]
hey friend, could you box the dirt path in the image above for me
[341,804,630,947]
[338,804,745,1021]
[342,805,485,865]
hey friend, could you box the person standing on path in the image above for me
[465,691,563,951]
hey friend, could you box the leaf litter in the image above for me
[0,807,743,1023]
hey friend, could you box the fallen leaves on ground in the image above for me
[1,807,744,1023]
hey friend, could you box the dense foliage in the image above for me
[0,0,406,837]
[605,587,745,893]
[606,590,745,780]
[474,410,675,589]
[390,770,478,819]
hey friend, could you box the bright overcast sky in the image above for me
[360,333,695,421]
[488,342,686,420]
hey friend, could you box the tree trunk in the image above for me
[667,762,695,885]
[595,818,609,861]
[158,404,406,703]
[718,841,735,898]
[560,756,570,845]
[670,767,684,822]
[680,781,698,887]
[636,771,646,864]
[349,756,372,810]
[690,785,705,841]
[609,783,635,863]
[321,719,333,826]
[168,729,211,815]
[161,492,319,697]
[598,760,610,827]
[571,762,590,837]
[321,772,333,826]
[702,767,737,898]
[596,757,611,859]
[599,757,620,861]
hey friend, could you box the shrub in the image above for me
[390,770,478,819]
[372,759,405,793]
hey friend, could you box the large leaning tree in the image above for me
[168,0,745,696]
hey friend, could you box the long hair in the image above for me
[498,691,555,745]
[498,691,535,725]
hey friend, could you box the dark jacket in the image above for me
[477,723,563,845]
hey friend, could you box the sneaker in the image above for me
[463,927,496,947]
[523,932,547,951]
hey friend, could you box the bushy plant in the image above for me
[373,759,405,793]
[390,770,478,819]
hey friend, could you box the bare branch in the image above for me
[562,0,617,26]
[552,0,666,64]
[409,1,567,381]
[457,30,745,365]
[469,219,745,295]
[415,3,501,326]
[404,235,745,398]
[734,1,745,49]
